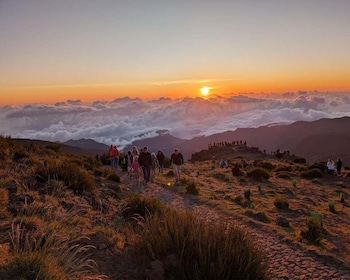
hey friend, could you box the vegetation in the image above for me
[274,196,289,210]
[134,209,269,280]
[300,168,323,179]
[246,168,270,181]
[181,178,200,195]
[1,135,349,278]
[300,217,323,244]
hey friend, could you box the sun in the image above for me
[200,86,211,97]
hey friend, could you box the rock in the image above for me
[276,216,290,227]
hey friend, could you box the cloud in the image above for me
[1,92,350,149]
[149,78,241,86]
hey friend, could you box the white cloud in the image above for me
[1,92,350,149]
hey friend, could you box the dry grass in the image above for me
[1,135,350,278]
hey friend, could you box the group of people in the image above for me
[327,158,342,176]
[109,145,184,185]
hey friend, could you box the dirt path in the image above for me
[125,175,350,280]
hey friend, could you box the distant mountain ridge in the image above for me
[15,117,350,166]
[124,116,350,165]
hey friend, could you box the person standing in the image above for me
[150,152,160,182]
[156,150,165,173]
[112,146,120,170]
[170,148,184,181]
[327,158,335,175]
[138,146,152,184]
[336,158,342,176]
[132,146,139,158]
[124,150,133,176]
[109,145,115,169]
[130,156,141,184]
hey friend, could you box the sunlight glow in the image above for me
[200,86,211,97]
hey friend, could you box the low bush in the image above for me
[273,165,292,172]
[121,193,166,220]
[244,188,251,200]
[293,157,306,164]
[308,162,327,172]
[181,178,200,195]
[107,173,120,183]
[256,161,276,171]
[246,168,270,181]
[300,168,323,180]
[0,222,100,280]
[300,216,323,244]
[276,171,292,179]
[166,170,174,177]
[212,172,230,182]
[274,196,289,210]
[328,200,336,213]
[35,159,96,194]
[135,209,269,280]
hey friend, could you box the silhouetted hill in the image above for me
[13,139,101,157]
[17,117,349,166]
[130,117,350,166]
[64,138,109,154]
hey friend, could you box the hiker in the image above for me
[130,155,142,185]
[170,148,184,181]
[112,146,120,170]
[219,158,228,168]
[327,158,335,175]
[108,145,115,169]
[138,146,152,184]
[232,164,242,176]
[336,158,342,176]
[124,150,133,176]
[156,150,165,173]
[150,152,160,181]
[132,146,139,157]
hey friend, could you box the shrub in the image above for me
[0,222,101,280]
[273,165,292,172]
[256,161,276,171]
[276,171,291,179]
[292,165,308,172]
[121,193,166,220]
[135,209,269,280]
[212,172,230,182]
[181,178,200,195]
[300,217,323,244]
[300,168,323,180]
[35,159,96,194]
[246,168,270,181]
[274,196,289,210]
[107,173,120,183]
[308,162,327,172]
[293,157,306,164]
[166,170,174,177]
[244,188,251,200]
[45,142,61,153]
[328,200,336,213]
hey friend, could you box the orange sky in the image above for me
[1,1,350,105]
[1,73,349,105]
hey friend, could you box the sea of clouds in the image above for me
[1,92,350,149]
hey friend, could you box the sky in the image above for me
[1,0,350,105]
[1,1,350,148]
